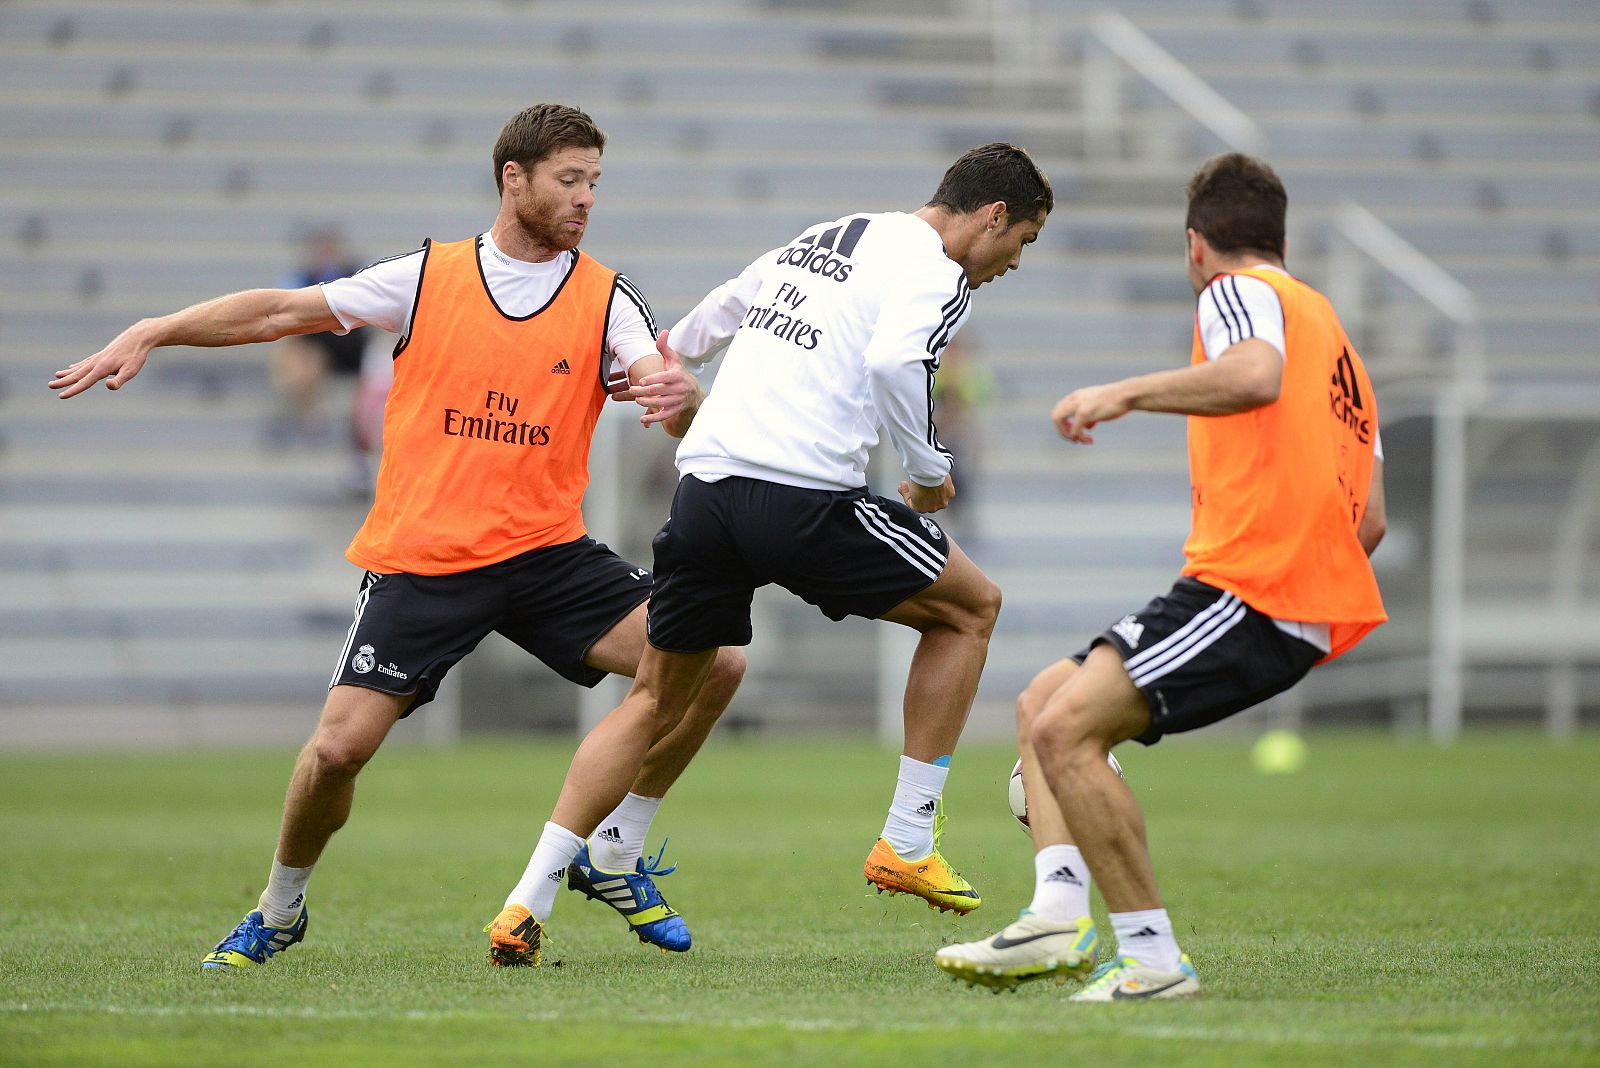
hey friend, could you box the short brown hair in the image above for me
[1185,153,1287,258]
[925,143,1053,226]
[493,104,607,194]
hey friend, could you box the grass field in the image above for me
[2,731,1598,1066]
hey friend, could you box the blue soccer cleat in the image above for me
[567,840,691,952]
[200,904,308,969]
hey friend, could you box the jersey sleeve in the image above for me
[605,273,660,371]
[666,249,776,371]
[320,248,426,336]
[1197,274,1285,361]
[862,260,967,487]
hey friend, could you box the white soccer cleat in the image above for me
[934,912,1098,990]
[1069,953,1200,1001]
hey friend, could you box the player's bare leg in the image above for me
[583,603,747,801]
[864,540,1000,913]
[1014,658,1080,850]
[1028,646,1155,910]
[549,644,716,835]
[202,684,408,969]
[878,539,1001,761]
[934,659,1103,989]
[1027,644,1199,999]
[490,642,716,963]
[277,685,410,867]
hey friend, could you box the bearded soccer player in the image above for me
[504,144,1051,934]
[52,104,745,970]
[935,153,1387,999]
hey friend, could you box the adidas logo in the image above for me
[550,358,571,375]
[1126,925,1160,938]
[1044,865,1082,886]
[289,893,304,910]
[546,867,567,882]
[1112,614,1145,649]
[916,800,938,816]
[597,826,623,843]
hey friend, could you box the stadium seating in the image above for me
[1,0,1594,743]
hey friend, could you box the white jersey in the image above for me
[668,211,968,492]
[319,232,660,373]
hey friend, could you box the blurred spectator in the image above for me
[351,328,398,493]
[931,335,996,544]
[267,227,384,493]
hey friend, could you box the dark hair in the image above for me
[1185,153,1287,258]
[925,143,1053,226]
[493,104,607,194]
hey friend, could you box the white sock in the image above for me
[259,860,314,928]
[1026,844,1091,922]
[588,792,662,873]
[1111,907,1182,972]
[880,755,949,859]
[505,822,585,922]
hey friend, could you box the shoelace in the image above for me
[639,838,677,878]
[218,916,276,960]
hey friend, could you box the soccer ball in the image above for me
[1008,753,1126,831]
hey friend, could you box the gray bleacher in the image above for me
[1,0,1595,745]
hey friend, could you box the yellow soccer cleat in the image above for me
[483,904,544,968]
[863,805,981,914]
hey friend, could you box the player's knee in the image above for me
[1029,697,1095,762]
[946,574,1001,639]
[1016,682,1046,739]
[707,646,747,695]
[310,730,376,779]
[972,576,1002,633]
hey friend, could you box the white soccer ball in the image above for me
[1008,753,1125,831]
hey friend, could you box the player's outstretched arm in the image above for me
[50,285,341,399]
[1052,339,1282,444]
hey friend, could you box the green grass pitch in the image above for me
[2,732,1597,1066]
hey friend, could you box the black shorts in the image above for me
[647,474,950,652]
[1076,577,1321,746]
[328,537,651,714]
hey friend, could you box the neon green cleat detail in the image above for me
[935,912,1098,990]
[1069,952,1199,1001]
[863,801,981,914]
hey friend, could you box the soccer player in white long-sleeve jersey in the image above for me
[614,143,1053,915]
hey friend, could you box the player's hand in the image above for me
[50,329,152,399]
[1051,382,1130,444]
[632,331,699,428]
[900,475,955,513]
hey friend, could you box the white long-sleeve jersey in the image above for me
[668,211,969,491]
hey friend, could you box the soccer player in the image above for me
[51,103,745,969]
[531,143,1052,925]
[934,153,1387,1000]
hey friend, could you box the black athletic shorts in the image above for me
[1075,577,1322,746]
[328,536,651,714]
[647,474,950,652]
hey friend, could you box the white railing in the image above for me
[1077,7,1483,742]
[1083,9,1267,160]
